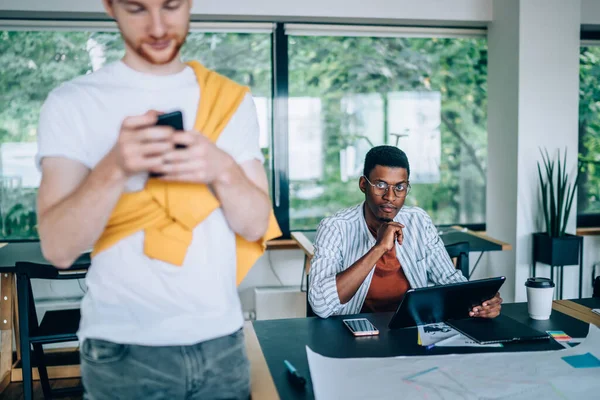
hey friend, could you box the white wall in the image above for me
[2,0,599,24]
[487,0,582,303]
[486,0,520,303]
[0,0,493,23]
[238,250,306,316]
[582,0,600,25]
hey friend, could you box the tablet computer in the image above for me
[388,276,506,330]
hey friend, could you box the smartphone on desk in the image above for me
[150,110,184,178]
[343,318,379,337]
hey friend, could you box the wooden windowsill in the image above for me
[576,227,600,236]
[265,239,299,250]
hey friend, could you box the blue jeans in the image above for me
[80,329,250,400]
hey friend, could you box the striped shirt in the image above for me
[308,203,466,318]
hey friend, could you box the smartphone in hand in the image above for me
[156,111,185,149]
[150,110,184,178]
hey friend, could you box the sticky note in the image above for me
[547,330,572,342]
[562,353,600,369]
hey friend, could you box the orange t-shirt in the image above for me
[360,226,411,313]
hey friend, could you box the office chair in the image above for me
[593,263,600,298]
[444,242,470,279]
[306,273,317,317]
[16,261,89,400]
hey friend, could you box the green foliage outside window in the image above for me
[579,45,600,215]
[0,30,271,240]
[288,36,488,229]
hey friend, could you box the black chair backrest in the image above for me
[306,273,317,317]
[444,241,470,279]
[593,264,600,298]
[15,260,90,280]
[14,260,87,400]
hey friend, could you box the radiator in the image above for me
[254,286,306,320]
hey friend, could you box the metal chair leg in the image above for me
[559,266,564,300]
[33,342,52,399]
[17,274,33,400]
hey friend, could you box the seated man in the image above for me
[308,145,502,318]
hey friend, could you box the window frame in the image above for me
[577,36,600,229]
[280,23,488,234]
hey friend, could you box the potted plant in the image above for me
[533,148,581,269]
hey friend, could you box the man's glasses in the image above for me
[363,176,411,197]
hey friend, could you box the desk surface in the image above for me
[0,242,90,271]
[552,298,600,326]
[292,226,512,260]
[570,297,600,309]
[253,302,590,400]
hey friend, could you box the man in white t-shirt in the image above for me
[36,1,271,398]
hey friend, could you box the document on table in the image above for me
[307,324,600,400]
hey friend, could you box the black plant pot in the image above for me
[532,233,581,266]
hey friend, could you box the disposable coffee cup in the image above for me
[525,277,555,320]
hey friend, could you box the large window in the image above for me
[579,44,600,220]
[0,27,271,240]
[287,32,488,230]
[0,22,487,240]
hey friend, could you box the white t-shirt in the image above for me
[36,61,264,346]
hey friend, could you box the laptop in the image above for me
[388,276,506,329]
[447,314,550,344]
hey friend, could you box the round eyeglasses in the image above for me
[363,176,411,197]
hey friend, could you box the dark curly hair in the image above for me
[363,145,410,178]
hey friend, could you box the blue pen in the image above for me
[284,359,306,387]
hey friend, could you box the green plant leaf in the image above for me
[539,147,579,237]
[562,169,580,235]
[544,148,558,236]
[537,161,550,234]
[556,148,565,236]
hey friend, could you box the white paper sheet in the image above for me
[307,324,600,400]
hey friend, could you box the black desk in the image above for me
[0,242,90,272]
[438,227,511,252]
[552,298,600,327]
[571,297,600,309]
[253,302,591,400]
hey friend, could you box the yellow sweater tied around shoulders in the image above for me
[93,61,282,285]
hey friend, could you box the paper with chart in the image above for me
[307,324,600,400]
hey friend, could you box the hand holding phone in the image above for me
[150,110,184,178]
[343,318,379,337]
[148,110,231,184]
[110,110,176,178]
[155,111,185,149]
